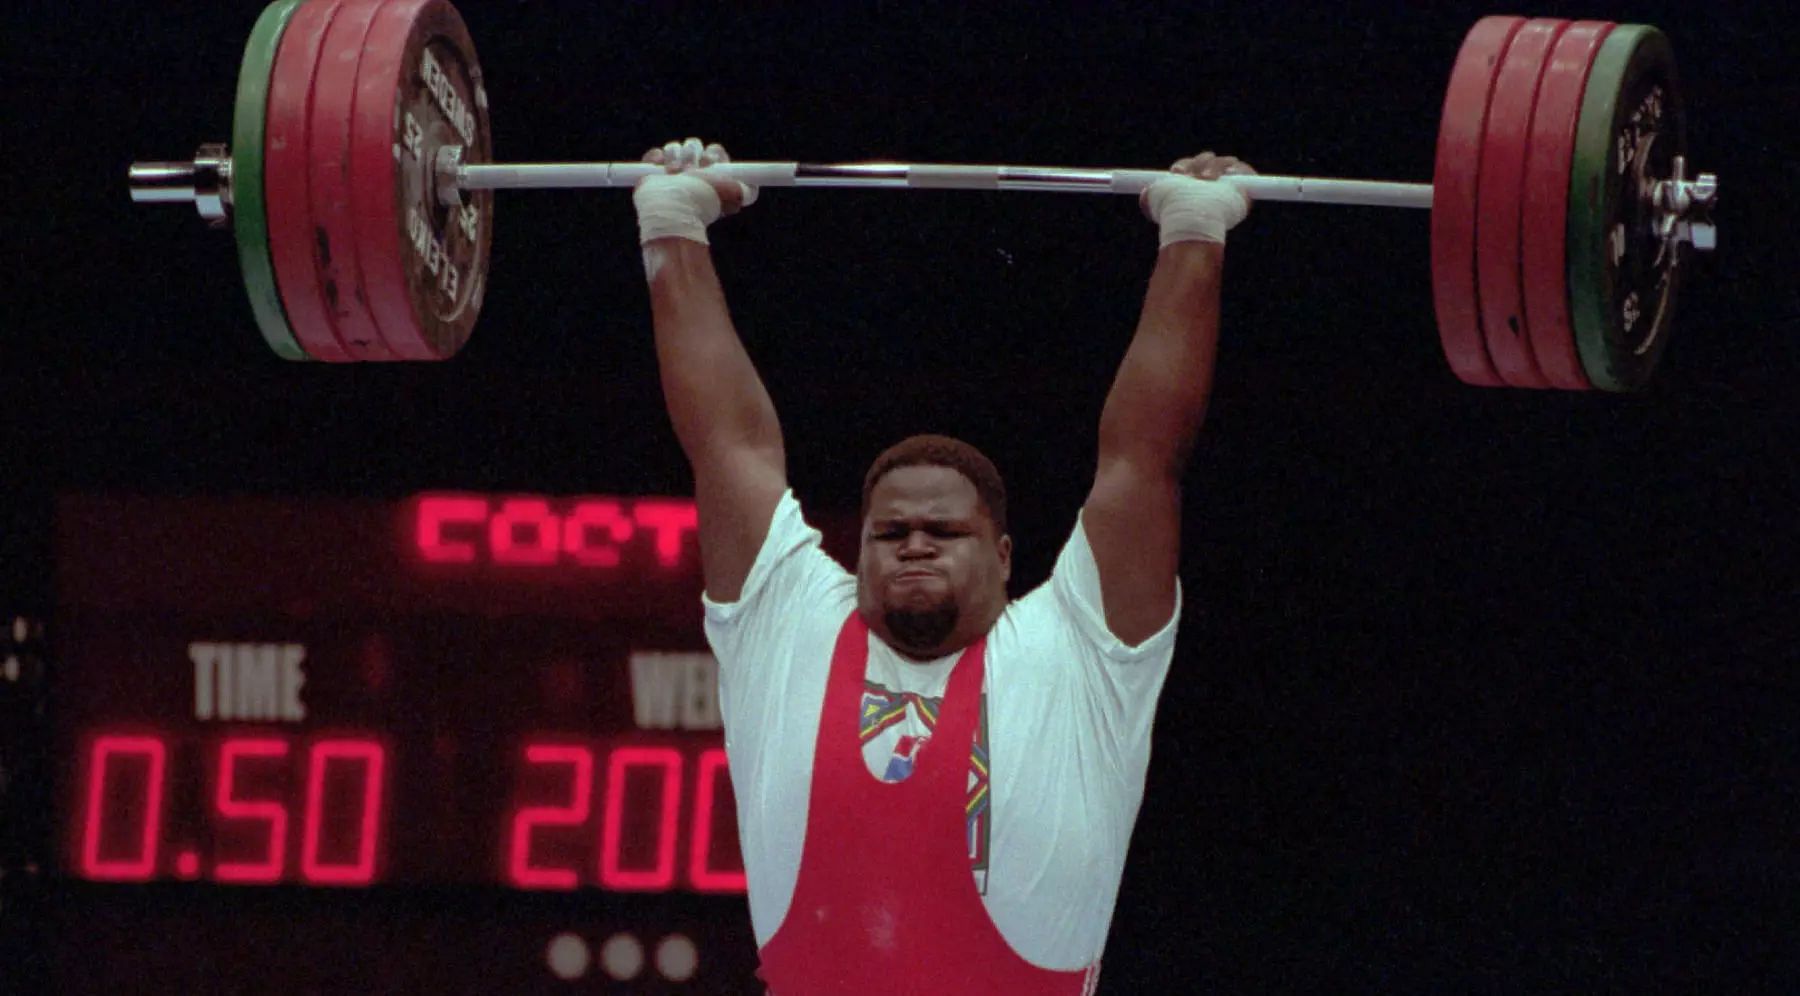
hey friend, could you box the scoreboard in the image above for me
[42,491,853,992]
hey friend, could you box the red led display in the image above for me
[507,744,593,889]
[53,492,762,897]
[411,494,699,570]
[299,740,386,885]
[80,735,166,881]
[689,749,747,892]
[504,743,744,893]
[213,738,288,883]
[78,733,389,887]
[72,730,743,893]
[601,747,682,891]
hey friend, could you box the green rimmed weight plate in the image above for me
[1567,24,1686,392]
[233,0,310,361]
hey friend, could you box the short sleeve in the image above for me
[1040,512,1181,774]
[701,490,854,763]
[702,491,853,653]
[1050,510,1182,662]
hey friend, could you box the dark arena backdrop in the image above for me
[2,0,1796,992]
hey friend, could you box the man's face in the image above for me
[856,464,1012,658]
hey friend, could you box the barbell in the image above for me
[129,0,1717,391]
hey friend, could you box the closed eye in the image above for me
[874,524,968,541]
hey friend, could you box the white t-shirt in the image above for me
[703,490,1179,970]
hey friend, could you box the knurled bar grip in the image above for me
[454,161,1436,209]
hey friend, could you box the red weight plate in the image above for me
[308,0,401,361]
[1520,22,1613,391]
[1474,18,1569,389]
[349,0,492,361]
[1430,16,1524,388]
[265,0,354,362]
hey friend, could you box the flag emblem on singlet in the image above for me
[860,682,992,888]
[884,734,930,781]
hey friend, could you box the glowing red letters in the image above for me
[413,494,699,569]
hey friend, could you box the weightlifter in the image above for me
[636,136,1252,993]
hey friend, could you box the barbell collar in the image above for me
[1650,155,1719,252]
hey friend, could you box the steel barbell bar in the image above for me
[128,154,1440,209]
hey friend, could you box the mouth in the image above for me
[891,569,941,583]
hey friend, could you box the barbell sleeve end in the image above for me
[128,144,233,223]
[130,161,200,203]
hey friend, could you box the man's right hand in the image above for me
[1139,151,1254,249]
[633,138,757,246]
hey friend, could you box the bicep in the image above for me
[693,442,788,602]
[1081,458,1180,647]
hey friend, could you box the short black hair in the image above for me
[861,434,1007,536]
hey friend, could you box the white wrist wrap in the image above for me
[633,173,723,246]
[1144,175,1251,248]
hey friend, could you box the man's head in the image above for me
[856,435,1012,661]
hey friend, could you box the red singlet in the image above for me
[755,611,1100,995]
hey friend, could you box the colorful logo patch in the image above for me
[859,682,991,887]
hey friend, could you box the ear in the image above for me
[996,534,1013,582]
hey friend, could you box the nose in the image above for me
[897,529,936,559]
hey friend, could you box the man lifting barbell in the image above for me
[120,6,1722,987]
[636,135,1251,993]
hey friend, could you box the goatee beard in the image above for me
[884,603,959,656]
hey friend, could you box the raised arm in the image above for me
[1082,153,1254,645]
[637,139,787,602]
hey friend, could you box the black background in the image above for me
[3,0,1797,990]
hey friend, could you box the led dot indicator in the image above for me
[656,933,698,982]
[600,932,644,981]
[175,851,200,879]
[545,932,590,981]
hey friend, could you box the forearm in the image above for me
[646,238,784,461]
[1096,241,1225,476]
